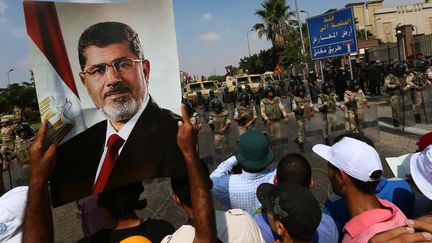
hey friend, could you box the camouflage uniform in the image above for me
[234,103,257,136]
[384,73,404,123]
[260,97,288,140]
[292,95,314,144]
[208,110,231,150]
[406,71,430,121]
[344,89,367,133]
[14,136,34,185]
[189,112,202,130]
[1,119,16,169]
[317,92,340,141]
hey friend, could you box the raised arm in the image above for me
[23,120,57,243]
[177,105,217,243]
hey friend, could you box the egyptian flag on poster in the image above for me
[23,1,89,144]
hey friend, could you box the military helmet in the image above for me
[238,92,249,103]
[210,98,222,110]
[1,115,14,123]
[395,64,406,75]
[321,82,333,93]
[209,90,215,95]
[264,85,275,94]
[350,80,361,89]
[15,124,34,136]
[296,85,306,95]
[414,60,428,71]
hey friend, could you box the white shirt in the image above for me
[93,95,149,184]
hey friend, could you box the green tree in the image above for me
[356,28,376,41]
[253,0,297,49]
[0,82,38,114]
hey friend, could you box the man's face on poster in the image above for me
[80,40,150,122]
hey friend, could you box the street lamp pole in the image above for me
[7,68,13,86]
[294,0,306,56]
[246,29,253,57]
[363,1,369,40]
[300,10,309,19]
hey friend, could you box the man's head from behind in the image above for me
[276,153,312,189]
[313,136,382,198]
[257,183,322,242]
[98,182,147,219]
[78,22,150,123]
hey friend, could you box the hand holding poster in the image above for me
[23,0,186,207]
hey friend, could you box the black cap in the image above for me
[256,183,322,241]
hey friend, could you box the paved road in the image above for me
[1,94,428,242]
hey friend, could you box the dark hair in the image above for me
[328,163,381,195]
[334,132,375,148]
[277,153,311,188]
[348,170,382,195]
[78,21,144,70]
[98,182,147,219]
[170,159,212,208]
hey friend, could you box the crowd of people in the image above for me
[0,105,35,194]
[0,104,430,243]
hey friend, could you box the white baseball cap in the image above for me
[215,209,265,243]
[313,137,383,182]
[410,144,432,200]
[0,186,28,243]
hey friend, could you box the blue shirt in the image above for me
[254,209,339,243]
[324,177,414,236]
[210,156,276,214]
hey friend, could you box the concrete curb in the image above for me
[378,121,430,136]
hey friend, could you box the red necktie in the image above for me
[93,134,124,194]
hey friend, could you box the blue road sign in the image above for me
[306,8,358,60]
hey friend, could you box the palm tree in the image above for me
[253,0,296,49]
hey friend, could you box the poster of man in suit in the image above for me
[23,0,186,207]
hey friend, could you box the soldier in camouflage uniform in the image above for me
[344,80,369,133]
[260,85,289,140]
[384,64,407,127]
[234,93,257,136]
[185,102,202,131]
[8,124,34,185]
[317,82,344,145]
[1,115,16,170]
[208,99,231,153]
[292,85,315,150]
[406,60,431,123]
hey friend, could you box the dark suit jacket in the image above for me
[50,98,186,207]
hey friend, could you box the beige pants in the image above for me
[345,110,364,133]
[213,133,229,150]
[412,90,427,115]
[322,113,337,138]
[267,120,282,140]
[390,95,399,120]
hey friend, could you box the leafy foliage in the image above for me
[0,82,38,114]
[253,0,297,49]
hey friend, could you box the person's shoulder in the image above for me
[160,225,195,243]
[77,228,111,243]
